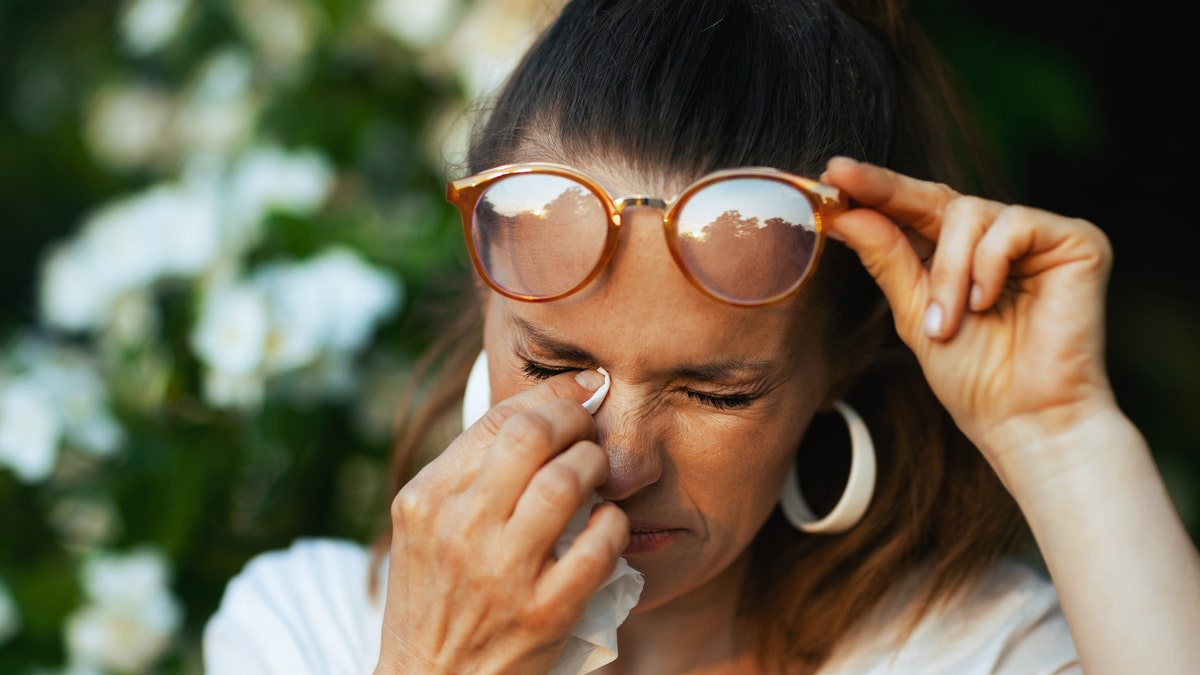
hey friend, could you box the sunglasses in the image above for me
[446,162,846,307]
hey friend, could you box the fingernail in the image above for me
[923,302,944,338]
[575,368,605,391]
[580,368,610,415]
[969,284,983,311]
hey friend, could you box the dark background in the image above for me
[919,0,1200,535]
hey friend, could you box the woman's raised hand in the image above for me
[821,156,1118,491]
[374,369,626,675]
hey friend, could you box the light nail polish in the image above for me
[923,302,944,338]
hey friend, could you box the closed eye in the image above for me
[521,360,574,381]
[524,360,759,410]
[684,390,755,410]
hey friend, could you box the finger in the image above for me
[538,502,628,618]
[925,196,1005,339]
[505,441,609,555]
[475,398,596,512]
[421,368,608,486]
[971,205,1111,311]
[822,156,963,241]
[472,368,607,444]
[824,204,930,344]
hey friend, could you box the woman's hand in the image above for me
[820,156,1117,490]
[374,369,627,675]
[822,156,1200,675]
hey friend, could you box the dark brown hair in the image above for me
[376,1,1026,672]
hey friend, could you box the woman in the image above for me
[204,0,1200,673]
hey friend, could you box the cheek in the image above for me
[672,415,799,532]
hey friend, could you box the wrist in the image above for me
[978,404,1148,505]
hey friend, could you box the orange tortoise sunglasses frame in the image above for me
[446,162,847,307]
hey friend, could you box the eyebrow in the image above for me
[509,315,777,380]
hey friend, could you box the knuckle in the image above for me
[570,535,618,580]
[476,402,516,438]
[391,484,434,525]
[530,463,583,510]
[944,195,992,225]
[497,411,556,455]
[994,203,1034,225]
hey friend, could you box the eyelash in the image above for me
[521,361,572,380]
[520,360,757,410]
[684,391,754,410]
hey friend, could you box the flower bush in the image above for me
[0,0,564,671]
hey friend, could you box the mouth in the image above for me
[624,521,684,556]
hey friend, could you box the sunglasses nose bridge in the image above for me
[612,196,668,228]
[614,196,667,211]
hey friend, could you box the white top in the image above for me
[203,538,1080,674]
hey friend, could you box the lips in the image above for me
[624,521,683,555]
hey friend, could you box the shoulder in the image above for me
[203,538,385,675]
[823,559,1080,675]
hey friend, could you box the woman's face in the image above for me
[481,159,837,612]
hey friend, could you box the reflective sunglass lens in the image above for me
[473,174,608,299]
[673,178,819,303]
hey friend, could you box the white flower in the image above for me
[224,144,336,247]
[0,341,125,482]
[0,377,63,483]
[39,178,221,333]
[83,83,175,171]
[77,200,167,304]
[250,263,326,373]
[154,185,221,277]
[191,246,398,407]
[369,0,460,50]
[40,243,115,333]
[36,357,124,458]
[177,49,259,157]
[191,283,269,378]
[0,574,19,646]
[301,247,401,353]
[254,247,400,371]
[229,0,318,75]
[119,0,192,56]
[202,369,265,409]
[65,547,183,674]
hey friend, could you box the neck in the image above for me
[596,551,762,674]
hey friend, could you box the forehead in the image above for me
[505,145,699,201]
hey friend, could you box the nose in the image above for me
[591,380,665,501]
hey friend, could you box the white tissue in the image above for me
[462,352,643,674]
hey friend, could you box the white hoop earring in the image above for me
[462,350,491,429]
[779,400,877,534]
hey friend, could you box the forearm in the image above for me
[1000,410,1200,675]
